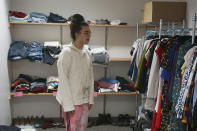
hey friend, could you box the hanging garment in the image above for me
[169,39,192,131]
[145,44,160,111]
[193,100,197,129]
[175,57,197,119]
[135,40,157,94]
[181,72,195,125]
[160,39,177,131]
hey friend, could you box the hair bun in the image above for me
[71,14,85,25]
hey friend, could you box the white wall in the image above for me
[187,0,197,28]
[11,0,146,25]
[0,0,12,125]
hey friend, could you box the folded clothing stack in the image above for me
[11,74,47,93]
[94,76,136,93]
[8,41,43,62]
[9,11,29,22]
[90,47,109,64]
[29,12,48,23]
[96,78,119,93]
[27,42,43,62]
[8,41,61,65]
[116,76,136,92]
[43,41,61,65]
[96,19,110,24]
[8,41,29,61]
[9,11,128,25]
[46,76,59,92]
[110,20,127,25]
[47,12,67,23]
[87,19,127,25]
[30,77,46,93]
[11,74,32,93]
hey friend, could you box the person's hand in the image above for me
[88,104,93,110]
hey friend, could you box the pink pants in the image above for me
[63,103,89,131]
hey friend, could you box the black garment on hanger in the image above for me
[193,101,197,129]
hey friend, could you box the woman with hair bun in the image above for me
[56,14,94,131]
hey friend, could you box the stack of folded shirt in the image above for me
[95,19,110,24]
[97,78,119,93]
[46,76,59,92]
[47,12,67,23]
[8,41,29,61]
[94,81,100,92]
[11,74,48,93]
[9,11,29,22]
[110,20,127,25]
[27,42,43,62]
[116,76,136,92]
[90,47,109,64]
[29,12,48,23]
[30,77,46,93]
[43,41,61,65]
[11,74,32,93]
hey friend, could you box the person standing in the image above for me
[56,14,94,131]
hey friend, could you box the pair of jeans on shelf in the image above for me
[27,42,43,62]
[29,12,48,23]
[8,41,28,61]
[47,12,67,23]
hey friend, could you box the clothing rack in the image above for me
[135,21,139,121]
[137,20,139,39]
[146,20,189,38]
[159,19,163,39]
[103,26,109,115]
[192,13,197,44]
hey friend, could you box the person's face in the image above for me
[76,26,91,44]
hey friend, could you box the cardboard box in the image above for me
[142,1,186,24]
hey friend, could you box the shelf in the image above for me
[9,22,145,28]
[99,92,136,95]
[9,22,68,26]
[10,92,136,96]
[110,57,131,62]
[9,57,131,63]
[10,92,53,96]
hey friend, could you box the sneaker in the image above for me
[95,114,105,126]
[105,114,115,125]
[117,114,125,126]
[123,114,130,126]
